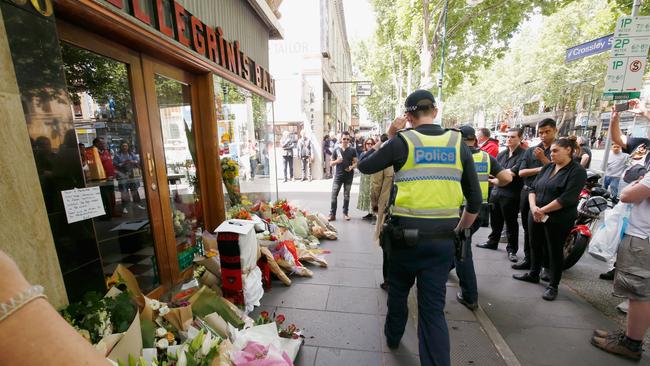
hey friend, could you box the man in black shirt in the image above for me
[478,127,526,263]
[358,90,482,366]
[328,131,357,221]
[513,118,557,272]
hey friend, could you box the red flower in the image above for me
[276,314,286,324]
[261,311,269,320]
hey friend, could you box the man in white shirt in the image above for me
[604,144,629,198]
[592,173,650,361]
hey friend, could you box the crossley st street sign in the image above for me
[565,34,614,63]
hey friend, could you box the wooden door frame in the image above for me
[141,57,225,284]
[56,20,172,298]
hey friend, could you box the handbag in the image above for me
[588,203,632,264]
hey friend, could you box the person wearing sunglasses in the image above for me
[328,131,357,221]
[357,89,482,366]
[358,137,377,221]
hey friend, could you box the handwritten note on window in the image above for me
[61,187,106,224]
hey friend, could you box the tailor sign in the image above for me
[603,16,650,101]
[101,0,275,95]
[565,34,613,63]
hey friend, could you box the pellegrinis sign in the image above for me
[103,0,275,95]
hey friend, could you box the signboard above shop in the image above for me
[99,0,276,96]
[603,16,650,101]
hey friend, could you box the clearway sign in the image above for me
[566,34,614,62]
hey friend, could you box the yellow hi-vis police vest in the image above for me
[392,129,464,219]
[472,150,491,202]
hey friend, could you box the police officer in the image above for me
[454,125,511,311]
[358,90,482,366]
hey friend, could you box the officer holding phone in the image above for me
[358,90,482,366]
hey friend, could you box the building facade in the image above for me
[0,0,282,306]
[269,0,351,179]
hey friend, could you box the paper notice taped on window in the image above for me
[61,186,106,224]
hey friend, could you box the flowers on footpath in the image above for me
[60,291,136,344]
[254,311,302,340]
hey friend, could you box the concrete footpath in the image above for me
[253,178,647,365]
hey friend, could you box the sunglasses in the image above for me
[342,138,350,141]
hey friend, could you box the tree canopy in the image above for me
[355,0,649,127]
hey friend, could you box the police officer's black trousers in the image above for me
[385,237,455,366]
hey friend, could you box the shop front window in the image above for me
[214,77,276,210]
[61,43,160,294]
[153,75,204,269]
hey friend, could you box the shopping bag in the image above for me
[588,203,632,263]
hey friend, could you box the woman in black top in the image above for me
[513,136,587,301]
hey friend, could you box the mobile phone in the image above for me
[541,214,549,223]
[615,102,630,112]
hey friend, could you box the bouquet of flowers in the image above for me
[227,205,252,220]
[221,157,241,206]
[272,199,294,219]
[172,210,192,238]
[254,312,302,340]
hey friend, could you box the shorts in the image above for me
[614,235,650,301]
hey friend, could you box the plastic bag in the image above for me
[588,203,632,263]
[243,267,264,314]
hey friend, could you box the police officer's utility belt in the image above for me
[381,219,454,248]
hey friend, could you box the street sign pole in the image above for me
[436,0,449,124]
[602,0,643,173]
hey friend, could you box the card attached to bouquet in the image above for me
[61,186,105,224]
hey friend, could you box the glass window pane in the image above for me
[214,77,276,209]
[153,75,203,270]
[60,42,160,293]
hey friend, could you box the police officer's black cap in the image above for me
[404,90,436,112]
[459,125,476,139]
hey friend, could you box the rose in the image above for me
[156,327,168,338]
[156,338,169,349]
[159,305,170,316]
[261,311,269,320]
[275,314,286,324]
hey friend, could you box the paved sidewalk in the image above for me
[470,228,647,366]
[253,179,649,365]
[253,183,506,366]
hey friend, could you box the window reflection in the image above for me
[214,77,276,209]
[61,43,159,293]
[154,75,203,271]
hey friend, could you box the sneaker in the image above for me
[122,208,128,214]
[593,329,625,340]
[344,215,351,221]
[591,334,642,361]
[328,215,336,222]
[362,213,374,221]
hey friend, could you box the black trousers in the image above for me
[283,155,293,180]
[519,189,531,262]
[528,214,573,288]
[487,193,520,254]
